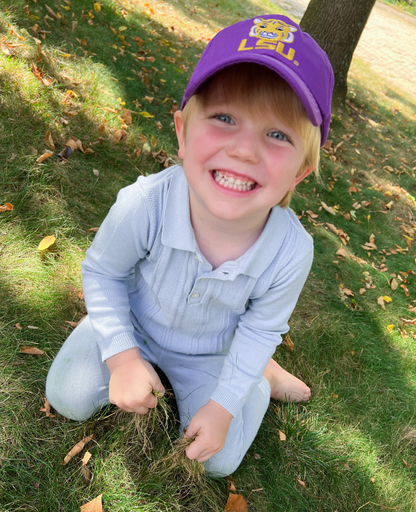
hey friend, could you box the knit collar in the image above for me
[161,165,294,278]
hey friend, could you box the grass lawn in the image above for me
[1,0,416,510]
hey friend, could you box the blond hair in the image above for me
[181,63,321,208]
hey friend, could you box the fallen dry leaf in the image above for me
[377,296,386,310]
[336,246,348,258]
[326,223,349,245]
[45,4,59,19]
[65,137,85,152]
[86,227,99,233]
[82,451,92,466]
[403,459,411,469]
[253,453,261,460]
[0,203,13,212]
[282,333,294,352]
[113,129,127,143]
[321,201,336,215]
[65,316,87,328]
[40,397,55,417]
[15,323,22,330]
[20,346,44,356]
[121,109,132,125]
[227,476,237,492]
[63,435,94,465]
[278,430,286,442]
[224,493,248,512]
[31,63,52,86]
[80,494,102,512]
[36,151,53,164]
[297,478,306,488]
[38,235,56,251]
[81,464,92,485]
[44,131,55,149]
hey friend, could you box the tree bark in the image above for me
[300,0,377,106]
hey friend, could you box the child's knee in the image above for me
[45,361,108,421]
[45,372,93,421]
[203,448,244,478]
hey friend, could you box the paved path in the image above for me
[273,0,416,99]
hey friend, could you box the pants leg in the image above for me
[151,339,271,478]
[47,320,270,477]
[45,317,155,421]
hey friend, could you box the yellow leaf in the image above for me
[93,2,101,12]
[383,296,392,303]
[80,494,102,512]
[118,26,127,31]
[62,90,77,104]
[38,235,56,251]
[387,325,394,333]
[139,111,154,118]
[118,97,126,106]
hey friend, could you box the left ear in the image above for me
[289,166,314,191]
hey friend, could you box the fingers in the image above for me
[185,437,216,463]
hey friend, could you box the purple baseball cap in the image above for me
[181,15,334,145]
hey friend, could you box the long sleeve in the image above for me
[210,247,313,417]
[81,180,152,361]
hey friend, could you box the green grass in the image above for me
[1,0,416,511]
[381,0,416,16]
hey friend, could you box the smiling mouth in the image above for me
[212,170,257,192]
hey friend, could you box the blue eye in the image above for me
[268,130,288,141]
[215,114,233,124]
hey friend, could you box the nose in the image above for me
[225,128,260,164]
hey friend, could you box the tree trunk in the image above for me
[300,0,377,107]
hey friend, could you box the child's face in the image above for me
[174,96,312,225]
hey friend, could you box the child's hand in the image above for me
[184,400,233,463]
[106,347,164,414]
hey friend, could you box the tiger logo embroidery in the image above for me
[249,17,297,43]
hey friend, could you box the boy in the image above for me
[46,14,334,477]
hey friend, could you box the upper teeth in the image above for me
[213,170,255,191]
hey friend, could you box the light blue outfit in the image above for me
[46,165,313,476]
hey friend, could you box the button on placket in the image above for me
[188,272,209,304]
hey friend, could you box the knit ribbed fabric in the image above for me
[81,165,313,417]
